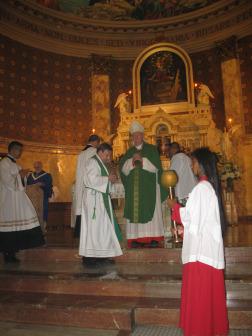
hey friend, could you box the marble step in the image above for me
[134,299,252,330]
[0,291,134,331]
[0,322,125,336]
[14,246,252,264]
[0,291,251,330]
[0,262,252,300]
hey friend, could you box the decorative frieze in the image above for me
[0,0,252,58]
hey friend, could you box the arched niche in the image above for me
[133,43,195,111]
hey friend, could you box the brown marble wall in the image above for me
[1,33,251,143]
[0,35,92,146]
[238,35,252,134]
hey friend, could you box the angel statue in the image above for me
[197,83,214,106]
[221,123,243,161]
[114,92,132,115]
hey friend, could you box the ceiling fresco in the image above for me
[36,0,220,21]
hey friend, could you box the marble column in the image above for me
[216,36,247,215]
[221,59,244,126]
[216,36,244,127]
[90,54,112,141]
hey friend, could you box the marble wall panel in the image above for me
[238,35,252,134]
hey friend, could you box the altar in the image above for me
[113,43,216,158]
[111,42,237,237]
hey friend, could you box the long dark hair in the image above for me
[191,147,227,235]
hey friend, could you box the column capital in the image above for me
[215,35,238,62]
[89,54,113,75]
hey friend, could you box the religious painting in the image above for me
[140,51,187,106]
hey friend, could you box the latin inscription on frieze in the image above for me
[1,2,252,50]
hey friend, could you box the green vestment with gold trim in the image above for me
[119,142,167,224]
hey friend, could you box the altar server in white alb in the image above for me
[79,143,122,267]
[169,147,228,336]
[0,141,45,263]
[169,142,197,205]
[74,134,100,237]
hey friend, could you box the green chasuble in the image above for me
[119,142,168,224]
[93,155,122,242]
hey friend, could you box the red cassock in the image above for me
[180,261,229,336]
[171,177,229,336]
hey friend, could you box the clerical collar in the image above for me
[7,154,16,163]
[135,143,143,150]
[34,170,45,176]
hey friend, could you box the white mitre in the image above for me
[129,121,144,134]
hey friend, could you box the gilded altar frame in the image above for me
[133,43,195,112]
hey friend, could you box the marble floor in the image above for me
[45,220,252,248]
[0,322,251,336]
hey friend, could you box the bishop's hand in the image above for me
[132,153,143,167]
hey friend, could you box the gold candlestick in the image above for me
[161,170,180,243]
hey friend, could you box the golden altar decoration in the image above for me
[113,43,216,159]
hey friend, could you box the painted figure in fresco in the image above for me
[39,0,214,20]
[93,76,110,136]
[140,51,187,105]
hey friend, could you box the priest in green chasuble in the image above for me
[119,121,166,248]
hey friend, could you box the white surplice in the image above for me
[75,146,97,216]
[170,152,197,201]
[122,156,164,240]
[79,155,122,258]
[0,156,40,232]
[180,180,224,269]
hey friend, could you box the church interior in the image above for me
[0,0,252,335]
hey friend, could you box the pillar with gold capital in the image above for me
[90,54,112,141]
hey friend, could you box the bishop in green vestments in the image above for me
[119,121,167,248]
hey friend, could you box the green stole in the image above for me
[93,155,122,242]
[119,142,168,224]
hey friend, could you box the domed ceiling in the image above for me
[1,0,251,59]
[36,0,219,21]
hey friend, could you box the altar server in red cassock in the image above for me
[168,147,229,336]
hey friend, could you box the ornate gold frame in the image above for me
[133,43,195,110]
